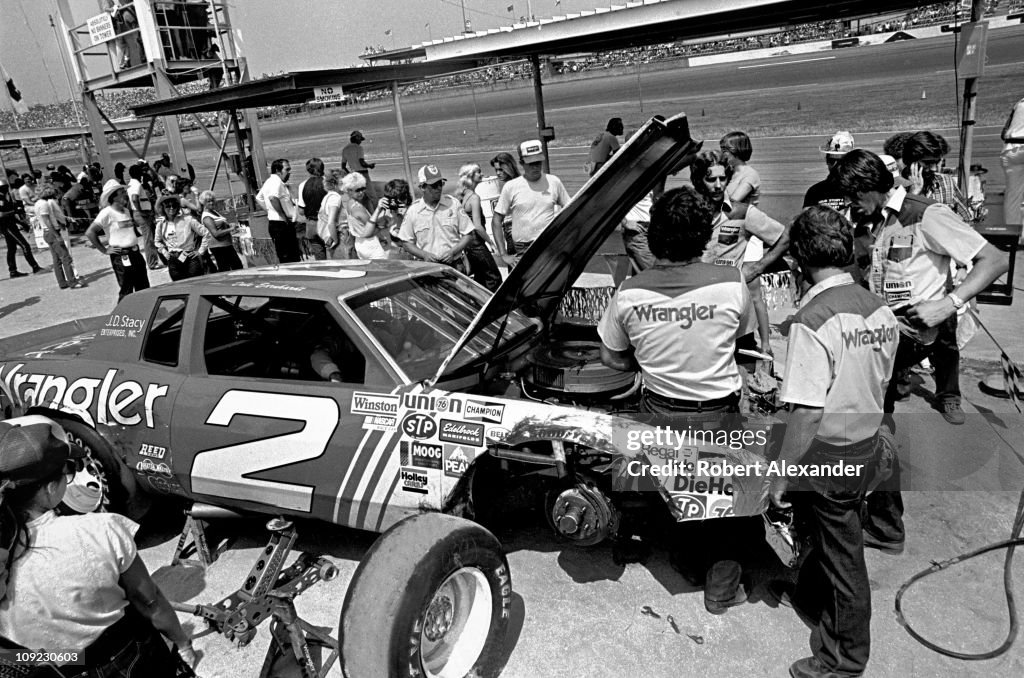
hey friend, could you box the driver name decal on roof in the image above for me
[0,363,169,429]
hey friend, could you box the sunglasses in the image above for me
[419,182,444,189]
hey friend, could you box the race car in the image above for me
[0,114,773,678]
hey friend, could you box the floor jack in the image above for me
[171,516,341,678]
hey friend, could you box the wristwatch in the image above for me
[947,292,966,310]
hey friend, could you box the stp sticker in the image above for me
[708,498,735,518]
[464,400,505,424]
[443,444,470,478]
[400,467,429,494]
[401,441,443,470]
[401,413,437,439]
[438,419,484,446]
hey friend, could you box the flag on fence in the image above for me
[0,62,28,115]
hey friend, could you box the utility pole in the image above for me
[957,0,986,193]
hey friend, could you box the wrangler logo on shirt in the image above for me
[841,325,898,351]
[633,303,718,329]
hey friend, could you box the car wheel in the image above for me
[340,513,512,678]
[53,417,150,521]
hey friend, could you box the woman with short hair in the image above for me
[318,170,351,259]
[199,190,244,271]
[342,172,388,259]
[454,163,501,291]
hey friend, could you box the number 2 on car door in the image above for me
[190,391,340,512]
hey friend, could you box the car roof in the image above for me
[138,260,451,300]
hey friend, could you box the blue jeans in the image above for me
[43,229,76,288]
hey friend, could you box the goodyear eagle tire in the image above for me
[340,513,511,678]
[53,417,150,521]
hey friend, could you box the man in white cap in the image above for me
[398,165,474,272]
[803,131,856,211]
[490,139,570,266]
[86,179,150,301]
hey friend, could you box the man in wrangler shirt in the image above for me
[833,150,1008,552]
[598,186,753,614]
[770,206,898,678]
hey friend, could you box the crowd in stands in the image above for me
[1,1,1014,159]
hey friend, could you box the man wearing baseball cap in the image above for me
[490,139,570,266]
[803,131,856,211]
[342,130,375,179]
[0,415,197,672]
[398,165,474,271]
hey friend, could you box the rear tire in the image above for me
[340,513,512,678]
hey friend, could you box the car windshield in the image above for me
[345,271,535,381]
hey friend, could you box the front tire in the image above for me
[53,417,150,520]
[340,513,512,678]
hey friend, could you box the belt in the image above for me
[642,389,741,410]
[110,245,140,252]
[810,435,878,460]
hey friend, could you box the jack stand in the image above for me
[172,517,340,678]
[171,503,239,568]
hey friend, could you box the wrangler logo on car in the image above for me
[0,363,169,429]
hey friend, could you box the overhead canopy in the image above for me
[373,0,930,62]
[131,60,483,117]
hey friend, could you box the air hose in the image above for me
[894,486,1024,659]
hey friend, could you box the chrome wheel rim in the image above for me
[419,566,492,678]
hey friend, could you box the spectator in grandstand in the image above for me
[454,163,501,291]
[126,164,162,270]
[35,187,84,290]
[804,131,856,211]
[692,150,788,355]
[489,152,520,254]
[317,169,350,259]
[87,180,151,301]
[296,158,328,260]
[343,172,388,259]
[399,165,474,272]
[199,190,243,271]
[720,131,760,205]
[258,159,300,263]
[0,178,43,279]
[491,140,570,267]
[588,117,623,176]
[342,131,375,179]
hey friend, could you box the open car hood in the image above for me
[431,113,701,384]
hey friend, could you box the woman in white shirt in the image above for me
[0,415,195,674]
[318,170,350,259]
[199,190,243,271]
[153,195,206,280]
[34,187,85,290]
[342,172,388,260]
